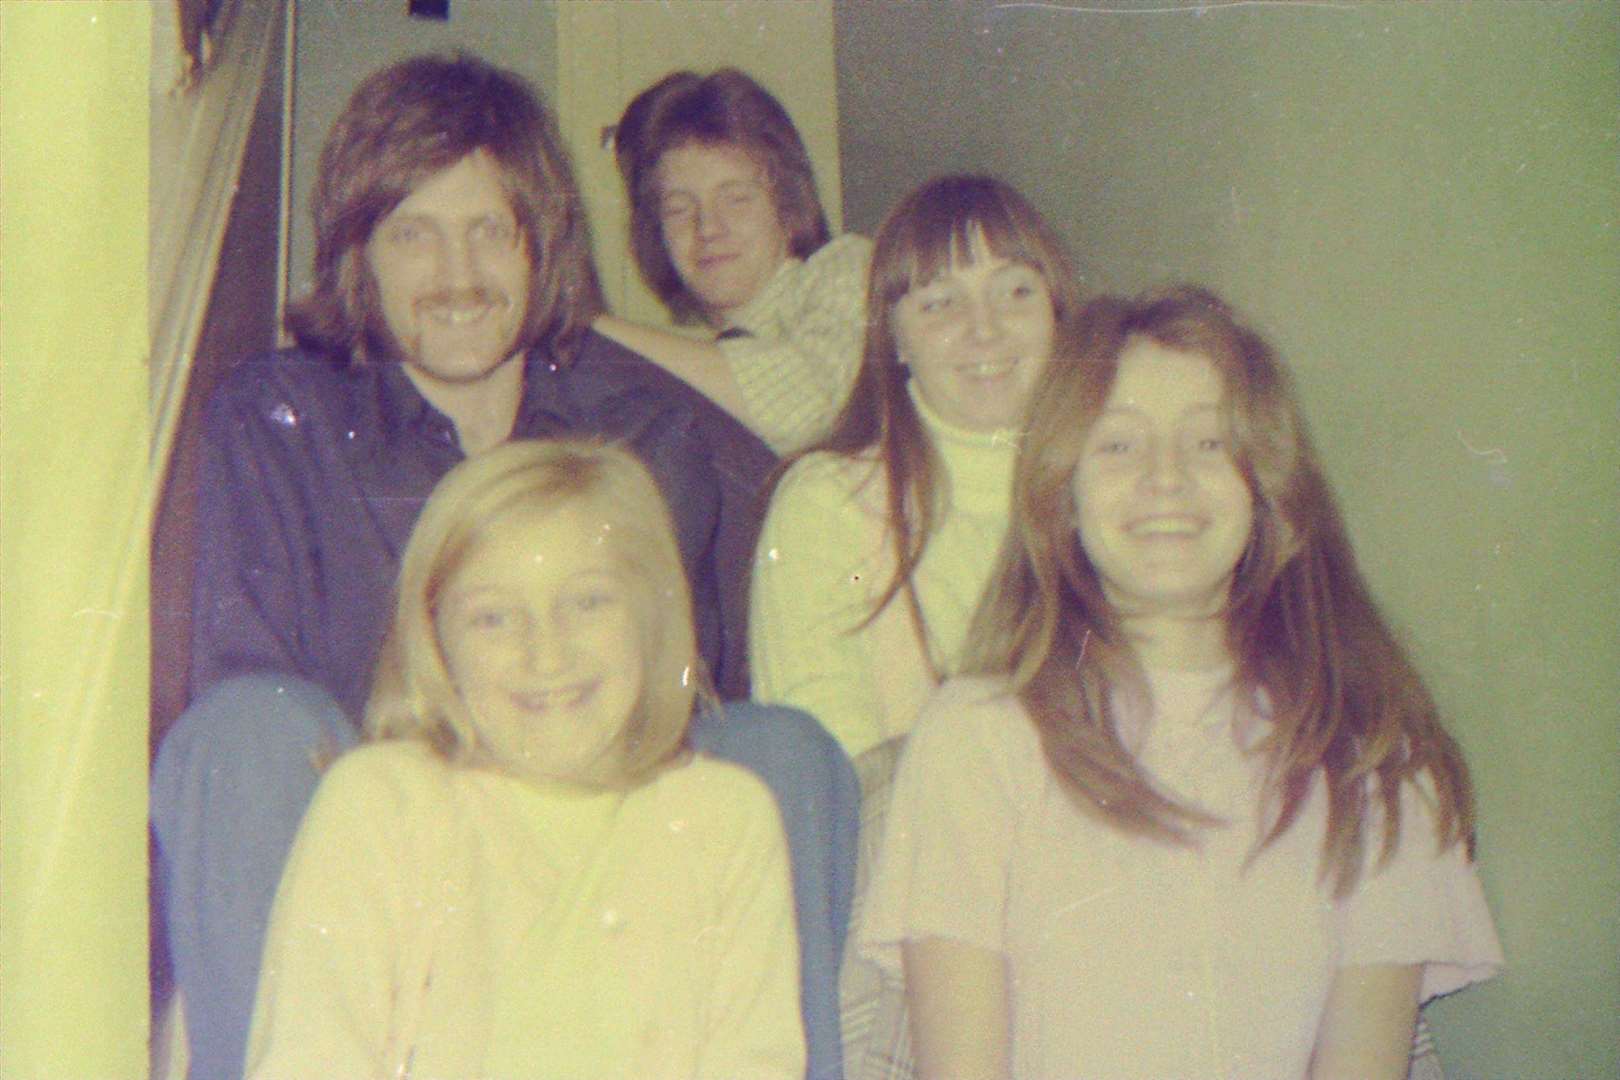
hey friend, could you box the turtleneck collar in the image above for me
[909,380,1020,513]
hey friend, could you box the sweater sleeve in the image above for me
[719,234,871,456]
[749,454,893,758]
[245,748,434,1080]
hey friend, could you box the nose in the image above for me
[966,293,1003,343]
[1142,441,1188,493]
[436,231,481,289]
[516,615,574,674]
[694,200,726,241]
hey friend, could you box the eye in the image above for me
[466,606,516,631]
[999,271,1044,302]
[659,197,696,224]
[1088,424,1138,455]
[1196,436,1226,453]
[566,586,621,614]
[910,287,955,315]
[468,216,518,249]
[384,221,427,247]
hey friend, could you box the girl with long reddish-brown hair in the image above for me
[862,285,1502,1079]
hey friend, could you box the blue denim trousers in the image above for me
[151,674,857,1080]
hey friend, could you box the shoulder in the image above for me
[203,348,358,440]
[561,331,774,467]
[207,348,351,415]
[784,233,871,310]
[640,755,785,851]
[654,754,778,815]
[772,449,885,511]
[313,741,455,820]
[804,233,873,278]
[909,676,1039,764]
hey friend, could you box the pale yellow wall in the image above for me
[0,3,152,1077]
[838,3,1619,1076]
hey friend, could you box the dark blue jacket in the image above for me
[190,331,775,717]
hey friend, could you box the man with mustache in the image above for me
[152,54,855,1080]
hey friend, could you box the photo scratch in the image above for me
[993,1,1354,15]
[1457,430,1508,465]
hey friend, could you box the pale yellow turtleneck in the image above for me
[749,385,1020,758]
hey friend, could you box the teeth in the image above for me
[427,304,490,326]
[965,359,1017,378]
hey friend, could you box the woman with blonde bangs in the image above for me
[860,286,1502,1079]
[248,440,803,1080]
[750,175,1083,761]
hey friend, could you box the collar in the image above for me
[908,381,1020,513]
[720,254,805,334]
[370,348,576,451]
[373,359,458,447]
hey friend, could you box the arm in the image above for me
[749,458,897,757]
[592,313,753,430]
[245,751,417,1079]
[903,937,1012,1080]
[856,687,1027,1072]
[1308,963,1421,1080]
[717,234,871,454]
[190,365,325,695]
[699,776,807,1080]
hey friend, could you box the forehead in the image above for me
[386,150,516,221]
[904,219,1039,291]
[448,503,619,587]
[1103,337,1226,412]
[654,140,766,192]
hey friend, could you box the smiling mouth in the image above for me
[508,682,594,713]
[1127,515,1205,538]
[957,357,1026,381]
[419,292,509,327]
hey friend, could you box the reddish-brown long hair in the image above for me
[964,285,1476,897]
[286,53,602,366]
[806,175,1083,673]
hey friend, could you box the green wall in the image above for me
[837,3,1619,1076]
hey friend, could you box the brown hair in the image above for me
[614,68,829,323]
[366,439,710,787]
[964,284,1476,897]
[286,53,603,365]
[810,175,1082,676]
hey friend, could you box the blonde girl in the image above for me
[861,287,1502,1079]
[750,175,1083,760]
[247,440,803,1079]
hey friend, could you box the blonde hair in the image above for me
[365,439,710,786]
[965,285,1476,898]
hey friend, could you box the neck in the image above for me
[403,353,525,455]
[1123,613,1232,672]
